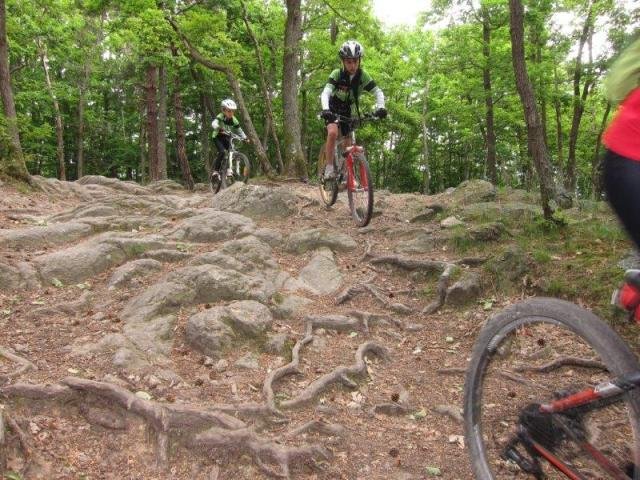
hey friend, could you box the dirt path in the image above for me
[0,177,582,479]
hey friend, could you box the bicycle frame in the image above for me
[226,134,243,177]
[332,114,373,194]
[506,364,640,479]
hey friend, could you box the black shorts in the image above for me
[603,149,640,250]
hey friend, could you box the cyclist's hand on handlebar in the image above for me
[374,107,387,120]
[320,110,336,122]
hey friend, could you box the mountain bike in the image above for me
[209,133,251,194]
[317,113,377,227]
[463,286,640,479]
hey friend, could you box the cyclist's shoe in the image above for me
[324,164,336,180]
[226,168,233,177]
[211,171,221,179]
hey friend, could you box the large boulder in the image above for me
[170,209,255,243]
[0,222,93,249]
[211,183,297,219]
[108,259,163,289]
[297,248,343,295]
[448,180,496,205]
[285,228,357,254]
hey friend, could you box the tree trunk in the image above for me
[37,39,66,180]
[592,101,611,199]
[146,65,160,181]
[481,8,497,185]
[157,64,168,179]
[509,0,556,219]
[241,1,283,173]
[76,61,89,179]
[171,46,193,189]
[565,2,594,192]
[282,0,306,179]
[553,63,564,173]
[0,0,28,181]
[199,94,211,177]
[138,103,147,184]
[169,20,273,176]
[421,82,431,194]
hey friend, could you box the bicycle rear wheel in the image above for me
[464,297,640,479]
[233,152,251,184]
[318,146,338,207]
[347,152,374,227]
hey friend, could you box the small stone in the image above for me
[203,356,215,367]
[235,353,260,370]
[215,359,229,372]
[146,375,161,388]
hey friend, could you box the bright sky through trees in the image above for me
[372,0,432,27]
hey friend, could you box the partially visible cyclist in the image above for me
[603,37,640,318]
[319,40,387,180]
[603,36,640,249]
[212,99,248,179]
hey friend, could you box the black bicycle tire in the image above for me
[209,169,222,194]
[318,146,338,207]
[463,297,640,480]
[347,153,374,227]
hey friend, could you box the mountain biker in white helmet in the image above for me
[212,98,248,178]
[320,40,387,179]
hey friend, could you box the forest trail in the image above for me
[0,175,618,479]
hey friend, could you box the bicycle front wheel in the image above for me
[347,152,373,227]
[233,152,251,184]
[464,297,640,479]
[209,170,223,194]
[318,146,338,207]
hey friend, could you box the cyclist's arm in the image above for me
[231,117,247,140]
[362,72,385,109]
[320,69,340,110]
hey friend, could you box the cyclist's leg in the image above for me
[603,148,640,250]
[325,122,339,177]
[213,137,227,174]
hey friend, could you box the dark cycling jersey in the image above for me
[321,68,383,117]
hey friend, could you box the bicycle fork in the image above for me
[344,146,367,191]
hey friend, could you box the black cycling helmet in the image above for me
[339,40,363,59]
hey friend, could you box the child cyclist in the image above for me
[319,40,387,179]
[212,99,248,178]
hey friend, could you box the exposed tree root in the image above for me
[422,264,456,314]
[263,332,314,415]
[335,281,413,314]
[499,370,552,391]
[0,409,5,474]
[287,419,346,438]
[280,342,388,410]
[368,254,486,271]
[436,367,466,375]
[514,356,607,373]
[193,426,330,479]
[5,414,32,472]
[0,347,37,384]
[370,403,410,416]
[433,404,463,424]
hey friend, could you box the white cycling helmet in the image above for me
[221,99,237,110]
[339,40,363,59]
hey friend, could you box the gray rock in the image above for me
[264,333,290,355]
[409,209,437,223]
[123,314,176,357]
[619,250,640,270]
[32,233,165,286]
[235,353,260,370]
[171,209,255,243]
[211,183,297,219]
[446,272,481,306]
[0,221,93,249]
[215,359,229,372]
[142,249,192,263]
[270,294,312,319]
[440,216,464,229]
[396,231,453,254]
[467,222,506,242]
[253,228,283,247]
[285,228,357,254]
[108,259,163,289]
[298,248,343,295]
[185,309,235,358]
[485,246,530,289]
[459,202,540,224]
[225,300,273,336]
[449,179,496,204]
